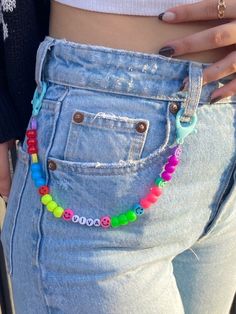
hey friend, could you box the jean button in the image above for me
[169,102,180,114]
[136,121,147,133]
[73,112,84,123]
[48,160,57,171]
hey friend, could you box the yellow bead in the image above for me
[41,194,52,205]
[53,207,64,218]
[47,201,58,212]
[31,153,38,163]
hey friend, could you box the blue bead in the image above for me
[35,178,46,188]
[31,171,42,180]
[31,163,41,171]
[133,204,144,216]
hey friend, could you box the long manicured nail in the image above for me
[158,12,176,21]
[158,46,175,57]
[210,96,222,104]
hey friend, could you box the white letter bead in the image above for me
[79,216,87,225]
[86,218,94,226]
[72,215,80,223]
[94,219,101,227]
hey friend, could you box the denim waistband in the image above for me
[35,36,235,120]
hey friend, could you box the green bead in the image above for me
[41,194,52,205]
[46,201,58,212]
[126,210,137,222]
[53,206,64,218]
[155,178,167,187]
[111,216,120,228]
[118,214,129,225]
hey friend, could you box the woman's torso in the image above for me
[49,0,235,63]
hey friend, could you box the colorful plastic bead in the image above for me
[155,178,167,187]
[26,129,37,138]
[28,146,38,154]
[63,209,74,221]
[79,216,87,225]
[146,193,158,203]
[168,155,179,166]
[86,218,94,227]
[118,214,128,225]
[31,154,38,163]
[133,204,144,216]
[53,207,64,218]
[140,198,152,209]
[72,215,80,223]
[111,216,120,228]
[161,171,172,181]
[150,186,162,197]
[31,163,41,171]
[126,210,137,222]
[47,201,58,212]
[100,216,111,228]
[31,118,37,129]
[31,171,42,180]
[38,186,49,195]
[94,219,101,227]
[35,178,46,188]
[164,164,176,173]
[27,138,37,146]
[41,194,52,205]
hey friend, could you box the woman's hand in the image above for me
[158,0,236,103]
[0,139,15,204]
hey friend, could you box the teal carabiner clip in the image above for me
[176,108,198,144]
[31,82,48,116]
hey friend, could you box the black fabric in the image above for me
[0,0,50,143]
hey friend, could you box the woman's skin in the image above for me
[1,0,236,200]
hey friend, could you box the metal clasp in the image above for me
[176,108,198,144]
[31,82,47,116]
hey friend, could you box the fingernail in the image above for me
[158,12,176,21]
[210,96,222,104]
[158,46,175,57]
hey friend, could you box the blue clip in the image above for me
[31,82,47,116]
[176,108,198,144]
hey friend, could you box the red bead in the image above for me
[146,193,158,203]
[140,198,152,209]
[26,129,37,138]
[38,186,49,195]
[27,146,38,154]
[150,186,162,197]
[27,138,37,146]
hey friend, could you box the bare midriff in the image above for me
[49,0,235,63]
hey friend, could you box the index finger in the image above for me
[159,0,236,23]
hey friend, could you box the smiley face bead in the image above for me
[100,216,111,228]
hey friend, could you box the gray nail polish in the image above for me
[158,46,175,57]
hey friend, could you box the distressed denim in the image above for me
[1,35,236,314]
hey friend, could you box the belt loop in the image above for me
[35,36,56,94]
[180,62,203,123]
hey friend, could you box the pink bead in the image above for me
[146,193,158,203]
[140,198,152,209]
[164,163,176,173]
[63,209,74,221]
[100,216,111,228]
[168,155,179,166]
[161,171,172,181]
[31,118,37,130]
[150,186,162,197]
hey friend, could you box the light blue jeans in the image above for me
[1,35,236,314]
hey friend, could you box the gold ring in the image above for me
[217,0,226,19]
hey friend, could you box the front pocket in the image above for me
[64,109,150,163]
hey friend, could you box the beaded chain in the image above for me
[25,82,197,229]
